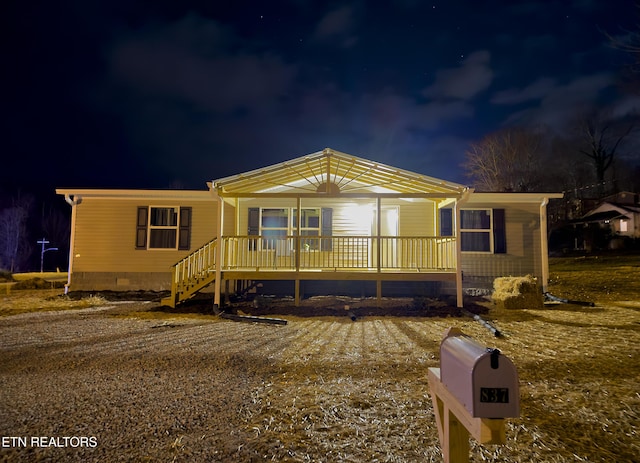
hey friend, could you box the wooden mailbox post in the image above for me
[428,327,520,462]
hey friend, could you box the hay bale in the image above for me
[492,275,543,310]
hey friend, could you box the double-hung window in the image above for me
[293,208,321,250]
[440,208,506,254]
[460,209,492,252]
[136,206,192,250]
[261,208,289,249]
[248,207,332,251]
[149,207,178,249]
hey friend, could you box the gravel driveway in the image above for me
[2,299,638,462]
[0,303,288,462]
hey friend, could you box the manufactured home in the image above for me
[57,148,562,308]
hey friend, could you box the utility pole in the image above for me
[37,238,58,273]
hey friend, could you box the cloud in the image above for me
[414,100,475,130]
[499,73,615,128]
[97,11,476,185]
[491,78,556,105]
[312,5,358,47]
[107,14,297,113]
[609,95,640,119]
[422,50,493,100]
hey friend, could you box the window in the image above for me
[620,220,628,233]
[136,206,191,250]
[461,209,492,252]
[439,208,506,254]
[248,207,332,250]
[261,208,288,248]
[293,208,321,250]
[149,207,178,248]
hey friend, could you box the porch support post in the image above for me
[295,197,301,306]
[213,190,224,308]
[295,197,301,272]
[376,197,382,307]
[376,197,381,272]
[454,189,472,308]
[540,198,550,292]
[454,201,463,308]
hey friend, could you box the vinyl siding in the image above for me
[237,198,436,237]
[72,198,217,273]
[460,202,542,284]
[398,199,437,236]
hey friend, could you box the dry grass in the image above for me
[11,272,67,282]
[548,254,640,303]
[0,256,639,461]
[0,289,109,317]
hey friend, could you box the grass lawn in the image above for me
[548,253,640,303]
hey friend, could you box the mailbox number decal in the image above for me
[480,387,509,403]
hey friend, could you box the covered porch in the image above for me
[163,148,470,308]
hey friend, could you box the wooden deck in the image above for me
[162,235,458,307]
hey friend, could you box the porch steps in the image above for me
[160,272,216,307]
[161,238,218,308]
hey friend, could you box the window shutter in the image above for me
[493,208,506,254]
[440,208,453,237]
[136,206,148,249]
[321,208,333,251]
[248,207,259,250]
[248,208,259,235]
[178,207,192,250]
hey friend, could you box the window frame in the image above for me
[292,207,322,251]
[260,208,289,249]
[136,206,192,251]
[148,206,180,250]
[460,208,494,254]
[253,207,327,251]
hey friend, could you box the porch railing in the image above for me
[221,235,456,271]
[163,235,456,307]
[162,238,218,307]
[174,237,217,284]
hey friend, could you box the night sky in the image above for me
[3,0,638,193]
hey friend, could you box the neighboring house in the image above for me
[579,192,640,239]
[56,148,562,308]
[571,191,640,250]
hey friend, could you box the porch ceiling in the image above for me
[212,148,466,197]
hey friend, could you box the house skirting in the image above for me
[69,272,172,291]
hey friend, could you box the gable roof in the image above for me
[583,201,640,219]
[211,148,467,197]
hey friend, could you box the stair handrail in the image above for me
[172,238,217,289]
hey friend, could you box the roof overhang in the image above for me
[466,192,564,204]
[211,148,467,199]
[55,189,214,201]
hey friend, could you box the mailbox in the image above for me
[440,328,519,418]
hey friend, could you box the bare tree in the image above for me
[576,114,634,198]
[0,194,33,272]
[607,3,640,93]
[463,127,544,192]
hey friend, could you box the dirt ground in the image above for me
[1,285,638,462]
